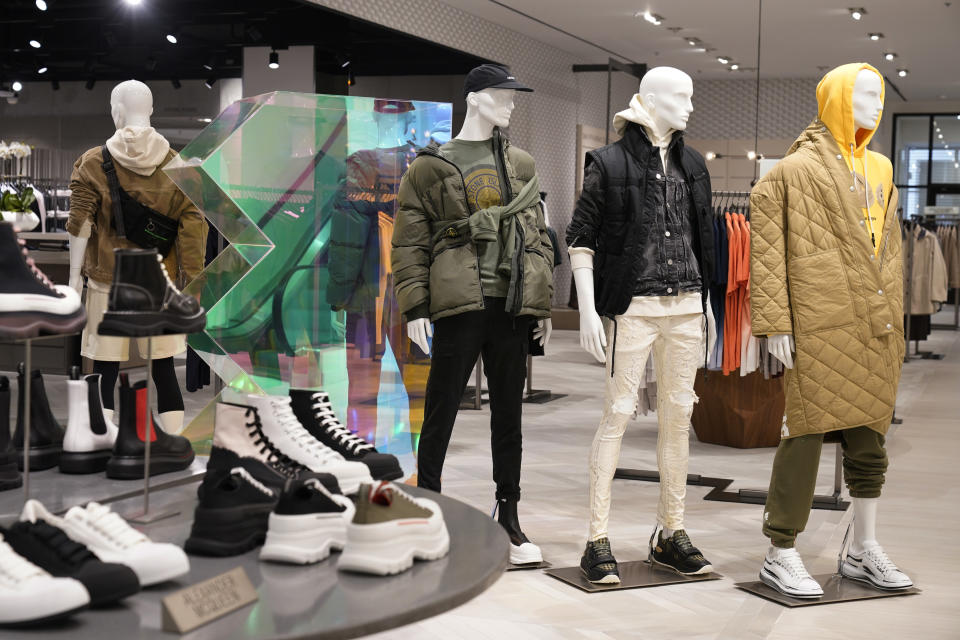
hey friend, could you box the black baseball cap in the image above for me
[463,64,533,98]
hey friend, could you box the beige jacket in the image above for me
[905,225,948,315]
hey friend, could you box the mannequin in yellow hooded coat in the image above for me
[749,64,913,598]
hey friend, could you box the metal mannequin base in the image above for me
[735,573,920,607]
[545,560,722,593]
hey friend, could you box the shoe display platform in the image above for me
[0,459,207,519]
[1,475,509,638]
[507,561,552,572]
[735,573,921,607]
[546,560,722,593]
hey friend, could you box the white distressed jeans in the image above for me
[588,312,703,539]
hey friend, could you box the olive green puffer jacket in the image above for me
[392,134,554,321]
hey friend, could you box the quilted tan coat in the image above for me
[750,65,903,438]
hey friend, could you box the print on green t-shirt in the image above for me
[440,138,509,297]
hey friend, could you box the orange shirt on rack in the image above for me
[723,212,739,375]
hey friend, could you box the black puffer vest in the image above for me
[567,122,715,317]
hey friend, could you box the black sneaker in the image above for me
[580,538,621,584]
[650,529,713,576]
[260,478,353,564]
[1,520,140,607]
[185,466,278,557]
[289,389,403,480]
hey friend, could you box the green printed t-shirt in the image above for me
[440,137,509,297]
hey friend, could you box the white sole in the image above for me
[138,557,191,587]
[338,519,449,575]
[760,567,823,598]
[509,543,543,565]
[260,512,347,565]
[840,562,913,590]
[586,572,621,584]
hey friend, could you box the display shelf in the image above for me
[10,479,509,639]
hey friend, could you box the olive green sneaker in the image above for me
[337,482,449,575]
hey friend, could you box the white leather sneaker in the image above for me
[841,544,913,590]
[0,534,89,625]
[60,374,118,474]
[760,547,824,598]
[21,499,190,587]
[245,394,372,494]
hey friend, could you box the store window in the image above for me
[893,113,960,215]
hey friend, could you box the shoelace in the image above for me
[82,503,148,550]
[270,397,342,464]
[311,393,373,455]
[31,522,95,565]
[243,409,310,478]
[863,546,897,575]
[18,238,58,293]
[157,255,183,295]
[778,548,813,580]
[0,540,47,583]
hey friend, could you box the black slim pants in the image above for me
[416,298,531,501]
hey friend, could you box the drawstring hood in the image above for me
[105,126,171,177]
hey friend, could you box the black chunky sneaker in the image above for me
[14,364,65,471]
[580,537,621,584]
[98,247,205,337]
[1,520,140,607]
[0,376,22,491]
[185,466,278,557]
[289,389,403,480]
[649,529,714,576]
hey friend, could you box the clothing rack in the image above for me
[928,213,960,332]
[903,212,959,361]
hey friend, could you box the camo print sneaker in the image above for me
[580,537,620,584]
[650,529,714,575]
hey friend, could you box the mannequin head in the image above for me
[852,68,883,130]
[466,88,516,129]
[638,67,694,133]
[110,80,153,129]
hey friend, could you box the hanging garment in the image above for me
[904,225,948,315]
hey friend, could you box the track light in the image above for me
[38,67,47,74]
[166,33,178,44]
[51,79,59,91]
[341,59,351,68]
[717,56,730,64]
[268,50,279,69]
[730,63,740,70]
[12,81,23,92]
[637,10,663,25]
[204,77,216,89]
[202,56,215,71]
[705,151,717,161]
[347,70,355,86]
[849,7,866,20]
[171,78,181,89]
[868,33,883,40]
[747,150,757,161]
[85,78,96,90]
[29,40,41,49]
[35,0,47,10]
[897,68,908,77]
[883,52,897,61]
[687,38,698,46]
[123,0,142,5]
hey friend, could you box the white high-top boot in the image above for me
[60,373,118,474]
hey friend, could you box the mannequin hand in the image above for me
[768,333,795,369]
[407,318,433,356]
[69,269,83,295]
[533,318,552,348]
[579,308,607,363]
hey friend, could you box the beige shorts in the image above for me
[80,279,186,361]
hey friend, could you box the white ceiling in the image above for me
[440,0,960,101]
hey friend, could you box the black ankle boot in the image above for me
[0,376,22,490]
[13,363,64,470]
[106,374,195,479]
[98,248,205,337]
[494,497,543,564]
[0,221,85,338]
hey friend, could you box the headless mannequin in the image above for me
[406,88,551,354]
[69,80,185,432]
[767,68,885,556]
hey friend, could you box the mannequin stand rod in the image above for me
[22,339,32,503]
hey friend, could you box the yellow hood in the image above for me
[816,62,884,159]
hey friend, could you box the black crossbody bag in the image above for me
[101,146,178,257]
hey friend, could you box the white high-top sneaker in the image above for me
[760,546,824,598]
[60,373,118,474]
[21,499,190,587]
[245,394,372,494]
[0,534,90,625]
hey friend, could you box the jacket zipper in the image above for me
[417,146,486,306]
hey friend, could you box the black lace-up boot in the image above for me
[14,364,64,471]
[0,376,21,490]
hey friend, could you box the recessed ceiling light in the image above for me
[198,117,212,123]
[687,38,698,46]
[692,47,707,53]
[868,33,883,40]
[939,134,944,139]
[12,81,23,92]
[747,151,757,160]
[897,68,908,77]
[124,0,142,4]
[636,10,663,25]
[38,67,47,74]
[35,0,47,10]
[883,52,897,61]
[730,63,740,70]
[705,151,717,161]
[849,7,866,20]
[166,33,178,44]
[717,56,730,64]
[29,39,41,48]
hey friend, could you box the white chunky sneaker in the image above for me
[841,544,913,590]
[338,482,449,576]
[246,394,372,494]
[60,373,119,474]
[0,534,89,626]
[260,478,355,565]
[760,547,824,598]
[21,499,190,587]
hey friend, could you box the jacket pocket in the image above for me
[429,239,481,315]
[788,249,855,334]
[521,247,553,313]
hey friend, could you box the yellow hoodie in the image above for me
[816,63,892,255]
